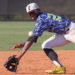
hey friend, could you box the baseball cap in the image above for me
[26,3,40,13]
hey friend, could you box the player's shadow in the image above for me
[16,72,75,75]
[66,72,75,74]
[16,72,45,75]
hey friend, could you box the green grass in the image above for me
[0,21,75,51]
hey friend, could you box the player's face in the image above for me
[28,11,38,20]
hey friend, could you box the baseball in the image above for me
[28,31,34,37]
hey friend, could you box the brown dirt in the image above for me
[0,50,75,75]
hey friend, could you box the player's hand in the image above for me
[12,43,24,49]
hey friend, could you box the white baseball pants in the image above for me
[42,22,75,49]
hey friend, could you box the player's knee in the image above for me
[41,41,51,50]
[41,42,46,49]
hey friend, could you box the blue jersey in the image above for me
[33,12,71,37]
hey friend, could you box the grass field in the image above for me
[0,21,75,51]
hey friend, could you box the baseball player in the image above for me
[5,3,75,73]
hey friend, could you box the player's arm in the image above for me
[15,27,42,61]
[16,36,38,60]
[15,20,44,61]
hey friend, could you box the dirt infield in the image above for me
[0,50,75,75]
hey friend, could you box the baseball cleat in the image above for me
[45,66,66,74]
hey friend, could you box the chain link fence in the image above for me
[0,0,75,21]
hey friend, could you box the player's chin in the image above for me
[32,17,36,20]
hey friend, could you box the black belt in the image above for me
[65,28,69,34]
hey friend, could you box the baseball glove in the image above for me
[4,55,19,72]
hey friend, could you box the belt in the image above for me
[66,28,69,31]
[65,21,71,34]
[65,27,70,34]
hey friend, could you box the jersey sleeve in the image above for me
[33,19,46,37]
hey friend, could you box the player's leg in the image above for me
[42,34,70,67]
[42,34,70,73]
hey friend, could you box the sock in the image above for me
[43,48,63,67]
[53,58,63,67]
